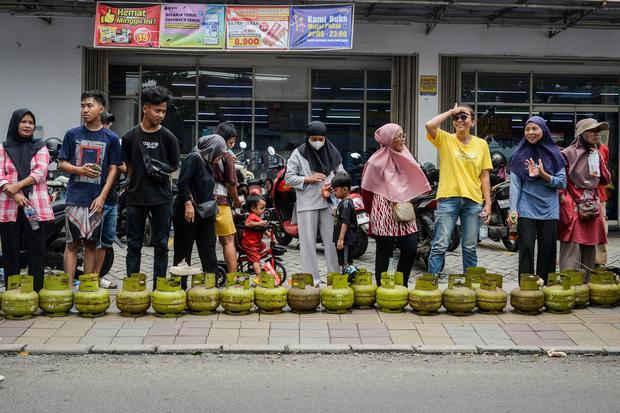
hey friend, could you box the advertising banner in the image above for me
[289,5,353,49]
[95,3,160,48]
[160,4,225,49]
[226,6,290,50]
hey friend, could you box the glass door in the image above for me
[533,107,618,225]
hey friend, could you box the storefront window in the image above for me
[254,102,307,151]
[367,70,391,101]
[108,98,139,137]
[142,67,197,98]
[312,69,364,100]
[366,103,390,150]
[162,100,195,155]
[477,105,530,162]
[477,73,529,103]
[533,75,619,105]
[197,100,252,143]
[312,102,364,152]
[109,65,139,96]
[198,68,252,98]
[255,67,308,100]
[461,72,475,103]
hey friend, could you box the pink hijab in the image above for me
[361,123,431,203]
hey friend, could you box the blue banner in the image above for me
[289,5,353,49]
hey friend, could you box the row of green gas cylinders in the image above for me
[2,268,619,319]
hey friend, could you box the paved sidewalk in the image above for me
[2,235,618,353]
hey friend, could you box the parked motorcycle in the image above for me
[268,146,369,259]
[116,177,153,247]
[485,179,517,251]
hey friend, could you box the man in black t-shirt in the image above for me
[122,87,180,290]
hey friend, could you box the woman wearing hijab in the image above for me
[0,109,53,292]
[508,116,566,285]
[172,134,227,289]
[361,123,430,286]
[285,121,345,285]
[558,118,611,281]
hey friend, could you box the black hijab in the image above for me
[297,121,342,174]
[3,109,44,182]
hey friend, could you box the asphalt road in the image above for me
[1,354,619,412]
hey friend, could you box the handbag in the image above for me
[576,189,600,220]
[194,200,218,220]
[392,201,416,223]
[192,153,219,219]
[137,138,173,182]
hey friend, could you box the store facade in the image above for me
[1,11,619,226]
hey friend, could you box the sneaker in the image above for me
[99,278,118,289]
[0,375,5,383]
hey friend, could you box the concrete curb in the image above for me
[477,345,543,355]
[90,345,158,354]
[542,346,607,355]
[0,344,617,355]
[24,345,92,355]
[416,345,479,354]
[223,344,287,354]
[350,344,414,353]
[157,345,222,354]
[288,344,351,354]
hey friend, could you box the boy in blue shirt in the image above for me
[58,90,122,285]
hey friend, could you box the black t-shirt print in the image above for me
[333,198,358,245]
[122,125,180,206]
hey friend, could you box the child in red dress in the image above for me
[240,195,269,281]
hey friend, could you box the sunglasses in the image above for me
[452,112,470,121]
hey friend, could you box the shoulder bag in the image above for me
[137,134,174,182]
[392,201,416,223]
[192,153,218,220]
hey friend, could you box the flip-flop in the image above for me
[99,278,118,289]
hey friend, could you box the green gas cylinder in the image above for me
[376,272,408,313]
[321,273,354,314]
[442,274,477,315]
[588,271,620,307]
[409,274,443,315]
[351,269,377,309]
[187,273,220,315]
[221,273,254,315]
[152,276,186,317]
[75,273,110,318]
[2,275,38,320]
[465,266,486,291]
[564,270,590,308]
[544,273,575,313]
[39,273,74,317]
[510,274,544,315]
[255,272,287,314]
[476,273,507,314]
[287,273,320,313]
[116,273,151,316]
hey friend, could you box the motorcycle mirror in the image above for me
[239,141,247,150]
[267,146,276,156]
[350,152,361,159]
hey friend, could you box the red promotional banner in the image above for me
[94,3,160,48]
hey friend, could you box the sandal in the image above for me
[99,278,118,289]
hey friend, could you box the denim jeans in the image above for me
[126,202,172,290]
[98,203,118,249]
[428,197,482,274]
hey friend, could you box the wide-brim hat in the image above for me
[575,118,609,137]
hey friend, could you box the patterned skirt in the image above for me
[369,194,417,237]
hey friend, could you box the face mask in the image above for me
[309,140,325,150]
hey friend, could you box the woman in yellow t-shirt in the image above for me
[424,104,492,274]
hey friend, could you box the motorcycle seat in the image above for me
[283,220,298,237]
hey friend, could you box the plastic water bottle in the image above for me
[23,206,40,230]
[387,257,395,277]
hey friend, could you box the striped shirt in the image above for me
[369,193,417,237]
[0,145,54,222]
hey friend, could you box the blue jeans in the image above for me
[98,203,118,249]
[428,197,482,274]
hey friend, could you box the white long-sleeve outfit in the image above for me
[285,148,345,284]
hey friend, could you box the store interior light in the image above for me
[477,90,527,94]
[171,83,195,87]
[535,91,591,95]
[207,84,252,88]
[255,74,291,81]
